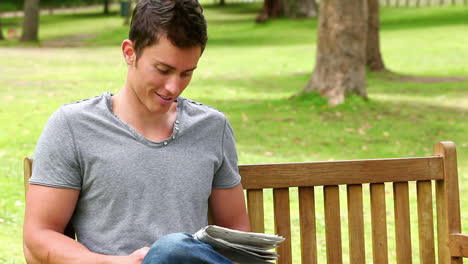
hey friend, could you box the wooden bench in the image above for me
[24,141,468,263]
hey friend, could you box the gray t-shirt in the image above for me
[30,92,241,255]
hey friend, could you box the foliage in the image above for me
[0,0,111,11]
[0,0,22,12]
[0,3,467,263]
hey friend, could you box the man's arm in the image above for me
[208,183,250,232]
[23,184,148,264]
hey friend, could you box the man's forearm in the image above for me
[24,229,127,264]
[222,221,251,233]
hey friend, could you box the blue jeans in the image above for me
[142,233,234,264]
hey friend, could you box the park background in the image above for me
[0,0,467,263]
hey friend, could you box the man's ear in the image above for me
[122,39,136,66]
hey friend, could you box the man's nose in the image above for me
[164,75,183,94]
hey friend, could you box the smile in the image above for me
[155,92,174,104]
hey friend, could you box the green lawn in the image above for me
[1,3,467,263]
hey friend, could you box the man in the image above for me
[23,0,250,263]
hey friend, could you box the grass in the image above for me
[1,3,467,263]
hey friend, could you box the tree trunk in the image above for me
[301,0,368,105]
[297,0,318,17]
[220,0,226,6]
[20,0,40,42]
[366,0,386,71]
[256,0,279,22]
[104,0,110,14]
[256,0,316,22]
[281,0,318,17]
[124,0,132,25]
[0,18,5,40]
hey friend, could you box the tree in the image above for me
[299,0,368,105]
[123,0,132,25]
[296,0,318,18]
[0,18,5,40]
[256,0,317,23]
[20,0,40,42]
[366,0,386,71]
[103,0,110,14]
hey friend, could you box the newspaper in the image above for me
[193,225,285,264]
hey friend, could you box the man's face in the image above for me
[125,35,202,114]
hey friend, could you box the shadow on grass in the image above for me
[196,69,468,99]
[40,11,120,25]
[366,71,468,97]
[378,71,468,83]
[204,88,467,116]
[203,2,262,15]
[1,11,120,27]
[381,6,468,31]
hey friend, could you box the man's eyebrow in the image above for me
[154,61,197,72]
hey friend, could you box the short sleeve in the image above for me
[30,107,82,189]
[212,118,241,189]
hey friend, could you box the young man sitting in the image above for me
[23,0,250,263]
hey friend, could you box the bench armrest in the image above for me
[450,233,468,257]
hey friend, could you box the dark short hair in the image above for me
[129,0,208,60]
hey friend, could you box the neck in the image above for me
[112,84,177,141]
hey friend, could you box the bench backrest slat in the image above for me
[273,188,292,264]
[298,186,317,264]
[370,183,389,264]
[436,179,450,263]
[393,182,413,264]
[416,180,436,264]
[246,189,264,234]
[240,156,444,189]
[347,184,365,264]
[324,185,343,263]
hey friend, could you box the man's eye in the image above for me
[157,68,170,75]
[181,72,193,78]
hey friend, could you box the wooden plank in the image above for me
[299,187,317,264]
[273,188,292,264]
[393,182,412,264]
[416,181,435,264]
[239,157,443,189]
[324,185,343,264]
[23,157,33,196]
[247,189,264,233]
[208,208,214,225]
[449,233,468,257]
[437,143,462,233]
[370,183,389,264]
[436,178,450,263]
[347,184,365,264]
[434,142,463,264]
